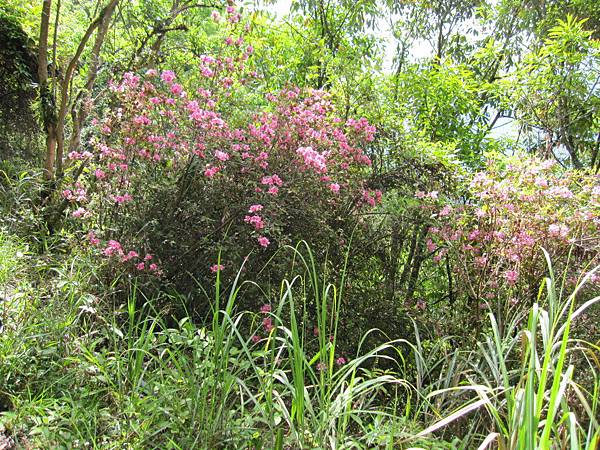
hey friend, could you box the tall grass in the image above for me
[2,231,598,448]
[1,236,423,448]
[417,250,600,449]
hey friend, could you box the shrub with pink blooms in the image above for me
[428,155,599,328]
[60,9,379,305]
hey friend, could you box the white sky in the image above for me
[261,0,431,70]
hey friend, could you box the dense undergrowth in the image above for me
[0,227,598,449]
[1,1,599,448]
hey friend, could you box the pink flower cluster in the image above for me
[296,146,328,173]
[244,214,264,230]
[91,237,159,273]
[428,156,599,305]
[65,6,380,280]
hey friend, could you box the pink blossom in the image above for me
[103,240,123,257]
[546,186,574,199]
[133,115,151,126]
[504,270,519,285]
[267,186,279,195]
[329,183,340,193]
[261,174,283,186]
[439,205,452,217]
[161,70,176,83]
[251,335,261,344]
[548,223,569,238]
[171,83,184,96]
[214,150,230,161]
[248,204,263,213]
[201,67,214,78]
[262,317,274,332]
[211,10,221,21]
[493,231,506,241]
[260,304,271,314]
[474,256,488,268]
[204,166,219,178]
[296,146,327,173]
[257,236,270,247]
[72,207,90,218]
[122,250,139,262]
[244,215,264,230]
[426,239,437,252]
[136,262,145,270]
[95,169,106,180]
[110,193,133,204]
[335,357,346,366]
[362,191,376,207]
[87,231,100,246]
[210,264,224,273]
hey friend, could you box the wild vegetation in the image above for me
[0,0,598,448]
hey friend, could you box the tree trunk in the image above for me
[55,0,120,178]
[66,0,119,161]
[399,224,419,289]
[405,225,428,302]
[38,0,57,182]
[384,221,406,300]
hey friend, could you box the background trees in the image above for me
[0,0,598,447]
[0,0,597,340]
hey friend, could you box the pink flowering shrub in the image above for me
[428,156,599,319]
[61,7,379,297]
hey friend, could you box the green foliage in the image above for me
[505,15,600,168]
[0,233,444,448]
[1,0,599,448]
[0,6,42,159]
[418,255,600,448]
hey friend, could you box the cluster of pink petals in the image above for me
[262,317,274,332]
[69,21,382,279]
[244,214,264,230]
[504,270,519,285]
[296,146,328,173]
[428,157,598,300]
[110,193,133,204]
[72,207,91,219]
[362,190,382,207]
[260,174,283,186]
[257,236,270,247]
[210,264,224,273]
[415,190,438,200]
